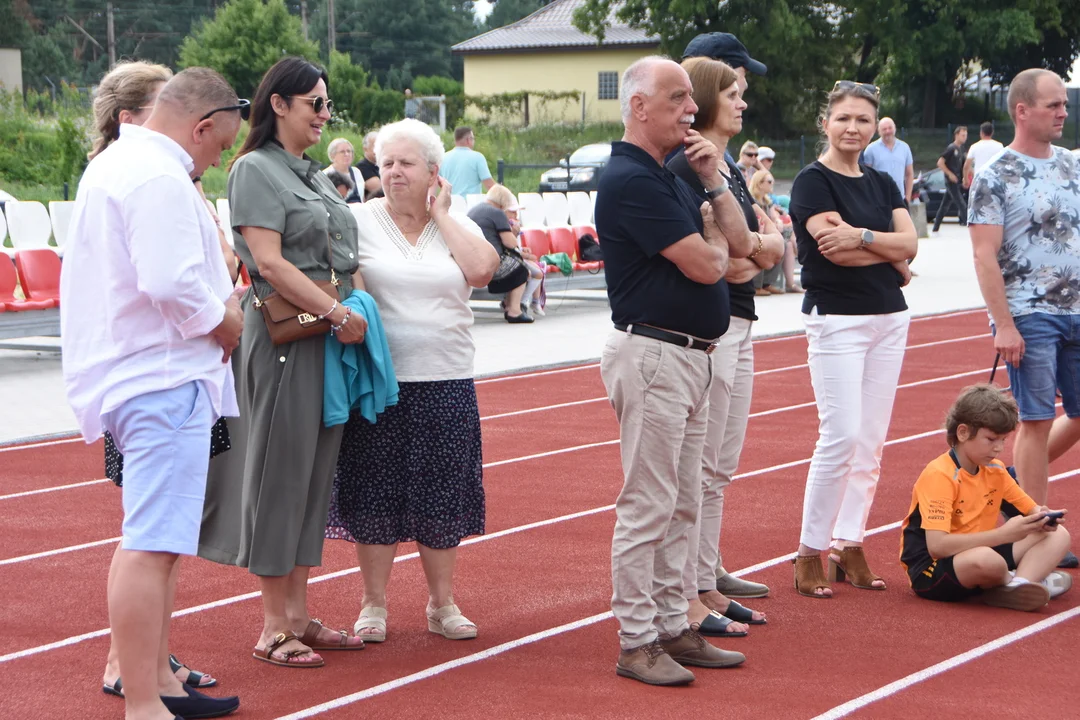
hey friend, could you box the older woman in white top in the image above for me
[326,118,498,643]
[324,137,364,203]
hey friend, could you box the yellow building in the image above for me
[452,0,659,124]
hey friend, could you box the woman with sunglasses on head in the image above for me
[91,59,239,700]
[789,81,917,599]
[667,56,785,637]
[198,56,367,668]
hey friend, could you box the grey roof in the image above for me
[452,0,659,54]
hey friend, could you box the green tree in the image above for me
[178,0,321,98]
[483,0,544,31]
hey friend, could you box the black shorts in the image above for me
[487,263,529,295]
[910,544,1017,602]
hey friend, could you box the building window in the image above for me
[598,71,618,101]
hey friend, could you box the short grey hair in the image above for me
[363,131,378,149]
[327,137,354,159]
[374,118,444,168]
[620,56,668,122]
[157,67,238,121]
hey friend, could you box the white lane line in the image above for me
[0,478,109,501]
[809,606,1080,720]
[481,397,606,421]
[475,363,600,385]
[0,537,120,566]
[0,436,82,453]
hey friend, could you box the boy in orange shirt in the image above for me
[900,385,1072,610]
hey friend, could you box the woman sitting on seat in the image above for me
[749,171,801,294]
[468,184,541,321]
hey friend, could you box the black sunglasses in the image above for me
[199,98,251,122]
[832,80,881,99]
[289,95,334,115]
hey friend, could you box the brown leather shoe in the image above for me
[659,626,746,668]
[616,640,695,686]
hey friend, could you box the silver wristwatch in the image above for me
[860,228,874,248]
[705,174,730,199]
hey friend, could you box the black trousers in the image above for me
[933,181,968,231]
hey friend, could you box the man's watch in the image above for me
[860,228,874,248]
[705,175,729,200]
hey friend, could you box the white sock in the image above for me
[1007,574,1030,588]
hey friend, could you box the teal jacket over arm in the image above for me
[323,290,399,426]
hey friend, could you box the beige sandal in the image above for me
[353,606,388,643]
[427,603,477,640]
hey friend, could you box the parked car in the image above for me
[913,168,968,220]
[538,143,611,192]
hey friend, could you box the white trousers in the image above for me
[682,316,754,597]
[799,310,909,551]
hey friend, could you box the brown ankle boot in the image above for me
[793,554,832,598]
[828,546,886,590]
[659,626,745,668]
[616,641,695,686]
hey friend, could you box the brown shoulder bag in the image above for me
[252,230,341,345]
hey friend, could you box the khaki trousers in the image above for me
[682,316,754,597]
[600,330,713,650]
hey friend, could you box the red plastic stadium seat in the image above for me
[14,249,61,308]
[547,227,578,261]
[572,225,598,242]
[520,228,552,258]
[0,254,54,311]
[238,263,252,287]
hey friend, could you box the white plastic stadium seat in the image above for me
[450,194,468,215]
[215,199,233,248]
[0,206,10,258]
[567,191,592,226]
[6,201,53,250]
[517,192,546,228]
[542,192,570,227]
[48,201,75,254]
[465,193,485,210]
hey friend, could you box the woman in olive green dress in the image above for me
[198,57,367,668]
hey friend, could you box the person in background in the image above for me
[932,125,969,231]
[323,137,364,203]
[467,184,536,323]
[62,66,246,720]
[198,56,368,669]
[736,140,760,182]
[356,131,383,200]
[440,126,495,198]
[668,56,783,643]
[404,88,419,119]
[788,80,917,599]
[325,168,355,200]
[757,146,775,175]
[862,117,914,205]
[87,59,234,698]
[328,118,497,646]
[748,170,790,295]
[963,122,1004,186]
[681,31,767,96]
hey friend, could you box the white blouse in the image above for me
[353,200,482,382]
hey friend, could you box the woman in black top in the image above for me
[667,56,785,634]
[789,82,917,599]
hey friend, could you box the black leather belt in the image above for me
[614,324,718,354]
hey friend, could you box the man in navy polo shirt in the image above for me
[597,55,754,687]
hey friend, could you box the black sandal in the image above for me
[102,677,123,698]
[697,610,748,637]
[169,654,218,688]
[721,599,767,625]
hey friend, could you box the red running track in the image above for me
[0,309,1076,719]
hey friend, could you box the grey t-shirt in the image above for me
[968,146,1080,317]
[466,202,512,256]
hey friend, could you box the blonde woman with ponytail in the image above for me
[93,60,232,700]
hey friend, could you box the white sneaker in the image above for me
[530,303,545,317]
[1042,570,1073,599]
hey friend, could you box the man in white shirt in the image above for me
[963,121,1005,186]
[61,67,245,720]
[862,117,914,203]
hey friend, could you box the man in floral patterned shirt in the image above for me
[969,68,1080,568]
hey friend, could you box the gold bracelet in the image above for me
[747,232,764,260]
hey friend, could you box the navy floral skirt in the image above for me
[326,379,485,549]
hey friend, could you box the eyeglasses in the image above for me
[832,80,881,99]
[199,99,251,122]
[744,152,758,158]
[290,95,334,115]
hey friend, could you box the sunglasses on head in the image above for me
[832,80,881,99]
[199,98,251,122]
[290,95,334,115]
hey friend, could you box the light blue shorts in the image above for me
[102,381,213,555]
[1006,313,1080,421]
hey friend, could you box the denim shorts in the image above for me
[1006,312,1080,421]
[102,381,213,555]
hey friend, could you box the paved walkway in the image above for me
[0,223,983,444]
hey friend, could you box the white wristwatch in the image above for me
[860,228,874,248]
